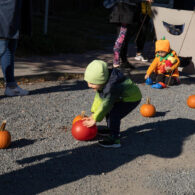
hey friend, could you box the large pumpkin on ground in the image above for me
[71,120,97,141]
[140,98,156,117]
[187,95,195,108]
[72,111,87,125]
[0,120,11,149]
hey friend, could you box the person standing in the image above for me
[103,0,153,69]
[0,0,32,96]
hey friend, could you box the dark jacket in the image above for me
[0,0,32,39]
[106,0,141,24]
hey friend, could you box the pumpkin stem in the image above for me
[81,111,85,117]
[0,120,6,131]
[146,97,151,104]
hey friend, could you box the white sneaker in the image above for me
[134,54,148,62]
[4,86,29,97]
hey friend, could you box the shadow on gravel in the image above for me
[0,118,194,194]
[155,111,170,117]
[9,139,37,149]
[29,80,88,96]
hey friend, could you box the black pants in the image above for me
[116,16,151,62]
[135,14,151,53]
[150,73,176,86]
[106,100,141,138]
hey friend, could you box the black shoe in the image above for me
[98,136,121,148]
[98,128,110,136]
[121,61,136,69]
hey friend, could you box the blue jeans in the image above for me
[106,100,141,139]
[0,39,17,87]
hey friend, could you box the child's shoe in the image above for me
[151,83,163,89]
[158,82,166,88]
[98,136,121,148]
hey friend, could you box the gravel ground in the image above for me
[0,75,195,195]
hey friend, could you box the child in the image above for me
[83,60,142,148]
[144,38,180,88]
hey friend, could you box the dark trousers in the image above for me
[106,100,141,138]
[135,14,150,53]
[0,39,17,87]
[150,73,176,86]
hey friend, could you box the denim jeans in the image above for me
[0,39,18,87]
[106,100,141,138]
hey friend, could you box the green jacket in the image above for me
[91,68,142,122]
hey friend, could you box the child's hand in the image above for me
[82,116,96,128]
[145,74,149,80]
[165,66,172,72]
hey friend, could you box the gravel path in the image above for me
[0,76,195,195]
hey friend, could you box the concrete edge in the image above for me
[0,72,84,88]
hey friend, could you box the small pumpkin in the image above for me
[0,120,11,149]
[187,95,195,109]
[72,111,87,125]
[140,98,156,117]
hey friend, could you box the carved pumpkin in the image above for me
[0,120,11,149]
[71,120,97,141]
[187,95,195,108]
[140,98,156,117]
[72,111,87,125]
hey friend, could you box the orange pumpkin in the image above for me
[0,120,11,149]
[140,98,156,117]
[187,95,195,109]
[72,111,87,125]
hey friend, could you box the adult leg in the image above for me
[0,39,17,87]
[136,15,150,53]
[119,24,136,69]
[113,24,128,67]
[135,14,150,62]
[0,39,29,96]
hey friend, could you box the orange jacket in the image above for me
[146,50,180,78]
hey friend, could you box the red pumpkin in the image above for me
[0,120,11,149]
[72,111,87,125]
[71,120,97,141]
[140,98,156,117]
[187,95,195,109]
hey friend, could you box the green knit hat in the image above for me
[84,60,109,84]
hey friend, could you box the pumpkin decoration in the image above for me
[71,120,97,141]
[140,97,156,117]
[187,95,195,109]
[0,120,11,149]
[72,111,87,125]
